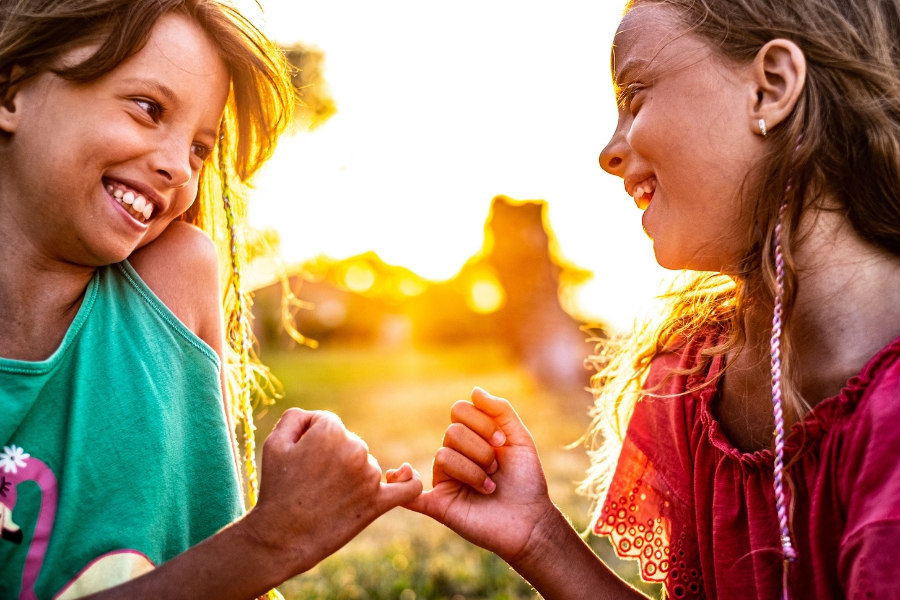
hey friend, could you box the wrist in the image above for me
[507,503,570,572]
[238,506,311,581]
[506,506,638,600]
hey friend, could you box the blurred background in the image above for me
[239,0,667,597]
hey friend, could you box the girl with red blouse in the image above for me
[396,0,900,598]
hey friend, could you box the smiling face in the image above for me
[599,4,766,272]
[0,12,229,267]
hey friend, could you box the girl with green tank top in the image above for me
[1,263,241,598]
[0,2,422,598]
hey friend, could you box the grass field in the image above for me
[253,344,662,599]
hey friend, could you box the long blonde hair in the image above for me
[0,0,295,508]
[582,0,900,520]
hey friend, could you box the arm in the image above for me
[85,223,422,599]
[85,409,421,600]
[398,387,646,600]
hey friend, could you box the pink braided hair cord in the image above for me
[771,136,804,599]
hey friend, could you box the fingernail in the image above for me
[492,431,506,447]
[487,459,499,475]
[484,478,496,493]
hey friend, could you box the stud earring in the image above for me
[759,119,768,137]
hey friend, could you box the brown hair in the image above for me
[0,0,295,518]
[583,0,900,518]
[0,0,292,182]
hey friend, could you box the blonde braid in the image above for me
[219,128,260,506]
[219,129,285,600]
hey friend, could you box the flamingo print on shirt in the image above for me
[0,445,59,600]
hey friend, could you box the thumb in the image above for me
[377,469,424,512]
[402,487,438,518]
[470,387,533,445]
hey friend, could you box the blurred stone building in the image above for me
[252,196,597,391]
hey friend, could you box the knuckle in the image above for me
[318,413,345,435]
[350,442,370,465]
[450,400,471,420]
[319,410,341,425]
[434,446,455,465]
[445,423,465,444]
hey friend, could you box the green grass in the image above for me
[254,344,662,599]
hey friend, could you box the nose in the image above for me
[599,114,630,177]
[151,136,193,189]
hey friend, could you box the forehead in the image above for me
[611,4,711,84]
[129,14,228,87]
[98,13,229,118]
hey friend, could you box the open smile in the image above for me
[631,177,657,210]
[103,178,157,224]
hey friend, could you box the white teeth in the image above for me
[107,181,155,222]
[631,180,657,210]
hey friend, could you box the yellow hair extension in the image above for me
[219,129,261,507]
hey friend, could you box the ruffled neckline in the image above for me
[695,331,900,471]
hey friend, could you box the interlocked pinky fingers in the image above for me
[433,447,496,494]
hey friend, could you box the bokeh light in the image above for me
[466,277,506,315]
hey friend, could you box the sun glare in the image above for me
[243,0,668,331]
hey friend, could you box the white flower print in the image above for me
[0,445,30,474]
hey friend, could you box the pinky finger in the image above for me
[386,463,414,483]
[433,447,496,494]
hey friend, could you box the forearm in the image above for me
[83,509,297,600]
[509,507,648,600]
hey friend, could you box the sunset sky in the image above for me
[242,0,670,330]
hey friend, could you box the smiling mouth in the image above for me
[632,178,657,210]
[103,178,155,223]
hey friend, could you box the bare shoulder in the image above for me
[128,221,224,358]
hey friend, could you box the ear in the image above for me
[0,66,25,134]
[747,39,806,135]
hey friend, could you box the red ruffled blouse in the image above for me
[594,329,900,599]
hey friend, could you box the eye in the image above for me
[616,83,645,111]
[191,142,212,162]
[134,98,163,122]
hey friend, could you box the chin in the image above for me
[652,240,730,273]
[651,243,687,271]
[80,238,142,268]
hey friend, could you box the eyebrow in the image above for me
[614,58,647,88]
[122,77,179,107]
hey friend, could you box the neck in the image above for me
[717,206,900,452]
[785,208,900,404]
[742,206,900,408]
[0,199,96,361]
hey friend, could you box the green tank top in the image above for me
[0,261,243,600]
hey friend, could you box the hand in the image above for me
[244,408,423,576]
[398,387,556,565]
